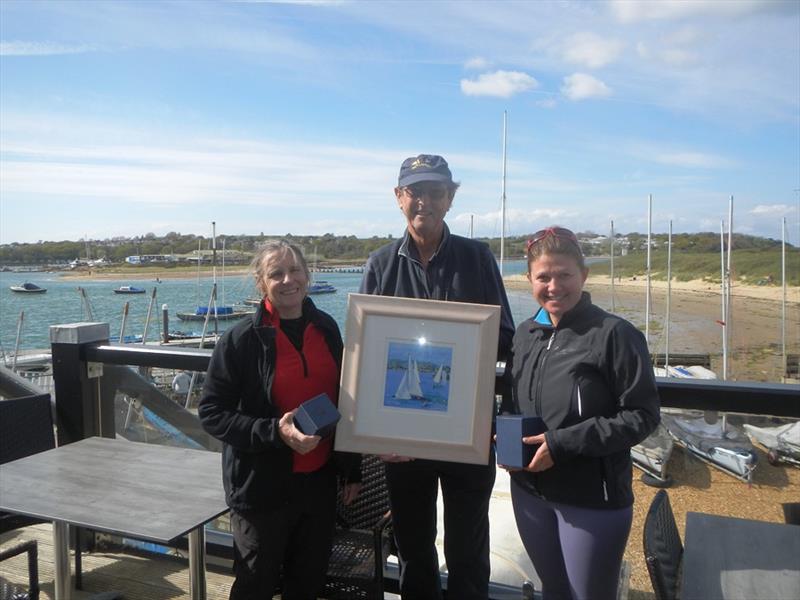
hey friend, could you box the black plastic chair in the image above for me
[643,489,684,600]
[321,455,394,600]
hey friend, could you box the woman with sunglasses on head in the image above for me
[505,226,659,600]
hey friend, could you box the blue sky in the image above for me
[1,0,798,245]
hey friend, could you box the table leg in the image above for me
[188,526,206,600]
[53,520,71,599]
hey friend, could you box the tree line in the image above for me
[0,230,789,266]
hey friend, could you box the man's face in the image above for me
[395,182,454,239]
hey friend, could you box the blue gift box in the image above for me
[294,393,341,438]
[496,415,547,468]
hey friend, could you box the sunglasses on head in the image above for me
[526,227,580,252]
[398,183,450,201]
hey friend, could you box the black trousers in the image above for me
[229,465,337,600]
[385,452,496,600]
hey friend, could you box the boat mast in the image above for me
[500,110,508,276]
[781,217,787,380]
[720,220,727,380]
[665,220,672,372]
[610,220,615,313]
[645,194,652,349]
[726,196,733,380]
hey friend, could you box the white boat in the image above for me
[662,411,758,482]
[394,355,424,401]
[432,363,448,386]
[10,282,47,293]
[631,423,674,486]
[744,421,800,468]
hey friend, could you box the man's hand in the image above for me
[378,454,414,463]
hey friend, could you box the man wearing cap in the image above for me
[359,154,514,599]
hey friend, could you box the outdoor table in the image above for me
[0,436,228,599]
[681,511,800,600]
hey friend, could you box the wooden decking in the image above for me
[0,524,235,599]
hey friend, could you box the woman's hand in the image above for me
[523,433,554,472]
[378,454,414,463]
[278,410,321,455]
[342,482,362,506]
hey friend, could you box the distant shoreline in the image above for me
[505,273,800,304]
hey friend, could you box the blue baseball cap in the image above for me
[398,154,453,187]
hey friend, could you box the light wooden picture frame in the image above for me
[335,293,500,464]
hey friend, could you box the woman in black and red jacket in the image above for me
[199,240,361,600]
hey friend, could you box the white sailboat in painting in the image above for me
[433,364,449,387]
[395,355,424,401]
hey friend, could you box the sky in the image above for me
[1,0,799,245]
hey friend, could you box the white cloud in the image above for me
[464,56,490,70]
[750,204,795,217]
[460,70,539,98]
[0,41,99,56]
[562,32,624,68]
[560,73,612,101]
[536,98,557,109]
[652,152,732,169]
[609,0,790,23]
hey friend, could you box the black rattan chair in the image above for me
[0,540,39,600]
[0,395,54,600]
[643,489,683,600]
[321,455,394,600]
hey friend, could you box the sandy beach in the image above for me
[506,273,800,383]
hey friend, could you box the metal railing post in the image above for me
[50,322,111,445]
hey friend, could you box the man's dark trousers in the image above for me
[385,452,496,600]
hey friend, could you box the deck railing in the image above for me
[1,321,797,598]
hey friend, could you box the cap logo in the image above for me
[410,157,431,170]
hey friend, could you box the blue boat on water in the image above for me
[175,305,255,322]
[113,285,146,294]
[308,280,337,294]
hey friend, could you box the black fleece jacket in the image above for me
[360,224,515,360]
[198,297,361,512]
[509,292,660,509]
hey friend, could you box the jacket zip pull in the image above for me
[546,330,556,350]
[602,479,609,502]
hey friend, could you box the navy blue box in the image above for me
[496,415,547,468]
[294,393,341,438]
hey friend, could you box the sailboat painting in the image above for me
[383,340,453,412]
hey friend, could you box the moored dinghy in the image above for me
[631,422,674,486]
[744,421,800,467]
[662,410,758,482]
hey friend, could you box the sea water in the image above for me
[0,260,540,353]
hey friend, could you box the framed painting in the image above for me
[335,293,501,465]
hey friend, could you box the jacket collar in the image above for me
[531,291,593,331]
[253,296,319,327]
[398,222,450,265]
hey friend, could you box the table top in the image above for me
[0,436,228,544]
[681,511,800,600]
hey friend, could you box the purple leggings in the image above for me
[510,478,632,600]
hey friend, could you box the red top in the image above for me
[265,300,339,473]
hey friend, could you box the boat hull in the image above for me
[176,311,254,322]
